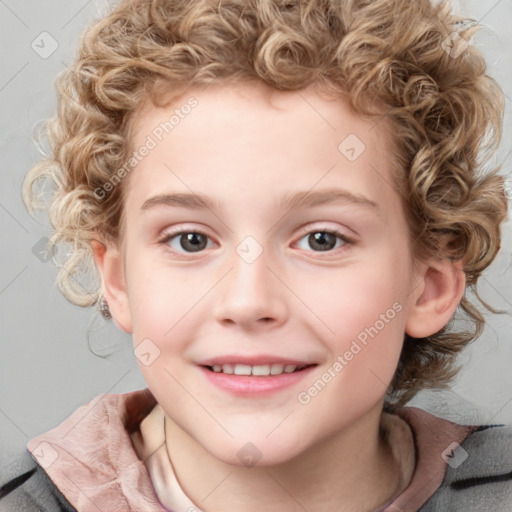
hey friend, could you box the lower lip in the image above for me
[198,365,317,396]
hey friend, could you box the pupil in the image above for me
[309,232,335,251]
[181,233,206,252]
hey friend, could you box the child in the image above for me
[1,0,511,510]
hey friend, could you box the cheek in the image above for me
[305,254,410,389]
[125,245,197,336]
[298,293,406,420]
[316,261,408,340]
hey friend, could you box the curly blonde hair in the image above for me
[23,0,508,408]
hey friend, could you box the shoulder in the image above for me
[421,423,512,511]
[0,449,75,512]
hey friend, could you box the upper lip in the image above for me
[197,355,317,367]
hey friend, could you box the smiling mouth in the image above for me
[203,363,316,376]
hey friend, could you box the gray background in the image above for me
[0,0,511,456]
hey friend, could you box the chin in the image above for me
[199,432,308,469]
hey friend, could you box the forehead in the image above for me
[130,80,393,156]
[123,80,403,219]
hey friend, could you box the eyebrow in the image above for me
[280,189,379,212]
[140,188,381,215]
[141,192,218,211]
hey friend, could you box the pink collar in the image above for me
[28,388,165,512]
[382,407,476,511]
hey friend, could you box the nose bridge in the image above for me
[213,235,287,327]
[233,239,271,297]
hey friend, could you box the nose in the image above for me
[212,244,289,331]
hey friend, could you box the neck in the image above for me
[163,402,409,512]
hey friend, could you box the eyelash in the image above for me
[157,227,355,257]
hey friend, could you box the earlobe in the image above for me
[405,259,466,339]
[91,238,133,334]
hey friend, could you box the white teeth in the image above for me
[270,364,284,375]
[233,364,252,376]
[252,365,271,376]
[222,364,234,374]
[211,363,304,376]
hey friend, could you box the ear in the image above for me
[405,259,465,338]
[91,238,133,334]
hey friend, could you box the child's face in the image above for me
[110,81,426,465]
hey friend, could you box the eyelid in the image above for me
[158,227,211,241]
[298,219,357,239]
[297,220,356,240]
[157,223,214,241]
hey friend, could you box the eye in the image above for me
[159,230,215,254]
[295,229,352,252]
[158,228,353,256]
